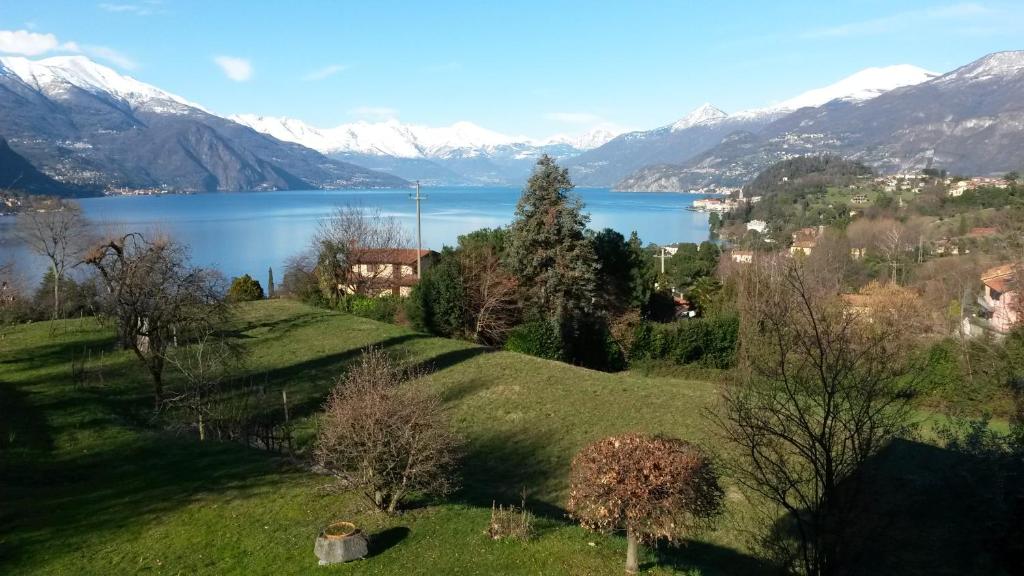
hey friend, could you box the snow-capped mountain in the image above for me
[615,52,1024,192]
[0,55,405,192]
[0,55,203,115]
[566,64,939,187]
[738,64,938,117]
[670,103,729,131]
[229,115,614,186]
[229,114,610,158]
[541,128,619,150]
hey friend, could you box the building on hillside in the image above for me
[788,226,823,257]
[933,238,962,256]
[746,220,768,234]
[851,194,869,205]
[850,247,866,260]
[978,264,1019,334]
[790,240,816,257]
[729,250,754,264]
[342,248,439,297]
[966,227,998,239]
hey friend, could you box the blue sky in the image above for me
[1,1,1022,138]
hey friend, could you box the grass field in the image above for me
[0,300,768,575]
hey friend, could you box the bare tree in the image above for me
[163,324,245,441]
[314,347,461,513]
[16,200,89,320]
[567,433,724,574]
[85,233,229,408]
[459,242,519,344]
[715,257,916,576]
[876,219,909,283]
[313,206,408,300]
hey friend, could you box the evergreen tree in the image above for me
[227,274,264,302]
[627,232,655,311]
[267,266,275,299]
[506,156,598,327]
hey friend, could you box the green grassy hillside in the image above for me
[0,300,764,575]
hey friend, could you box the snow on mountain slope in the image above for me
[734,64,938,119]
[936,50,1024,84]
[229,115,606,158]
[542,128,618,149]
[0,55,203,114]
[670,103,729,131]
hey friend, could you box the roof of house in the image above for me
[792,240,817,249]
[982,264,1016,293]
[967,227,998,238]
[352,248,436,265]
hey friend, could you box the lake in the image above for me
[0,187,710,283]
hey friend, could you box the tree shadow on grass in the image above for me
[456,427,571,523]
[366,526,411,559]
[767,438,1023,576]
[407,346,493,378]
[0,431,299,569]
[642,539,776,575]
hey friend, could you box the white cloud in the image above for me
[0,29,138,69]
[805,2,994,38]
[214,56,252,82]
[544,111,605,125]
[0,30,72,56]
[98,1,164,16]
[303,63,348,81]
[348,106,399,121]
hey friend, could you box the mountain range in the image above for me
[0,56,406,194]
[0,51,1022,196]
[229,115,617,186]
[615,53,1024,191]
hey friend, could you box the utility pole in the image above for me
[655,246,669,274]
[410,180,427,277]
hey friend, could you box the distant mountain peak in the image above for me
[670,103,728,131]
[940,50,1024,83]
[767,64,938,112]
[0,54,202,113]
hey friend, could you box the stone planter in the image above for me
[314,521,369,565]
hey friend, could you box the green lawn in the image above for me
[0,300,766,575]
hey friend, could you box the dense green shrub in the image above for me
[31,271,100,320]
[340,294,401,323]
[913,339,963,395]
[505,320,564,361]
[628,314,738,369]
[407,248,466,337]
[563,319,626,372]
[227,274,264,302]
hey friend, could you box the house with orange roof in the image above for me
[978,264,1019,334]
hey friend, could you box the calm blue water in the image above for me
[1,187,710,282]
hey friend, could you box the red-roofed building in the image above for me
[344,248,439,297]
[979,264,1019,334]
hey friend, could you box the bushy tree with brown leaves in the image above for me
[567,433,725,574]
[314,347,461,514]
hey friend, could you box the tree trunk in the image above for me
[51,262,60,321]
[151,367,163,409]
[198,412,205,441]
[625,528,639,574]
